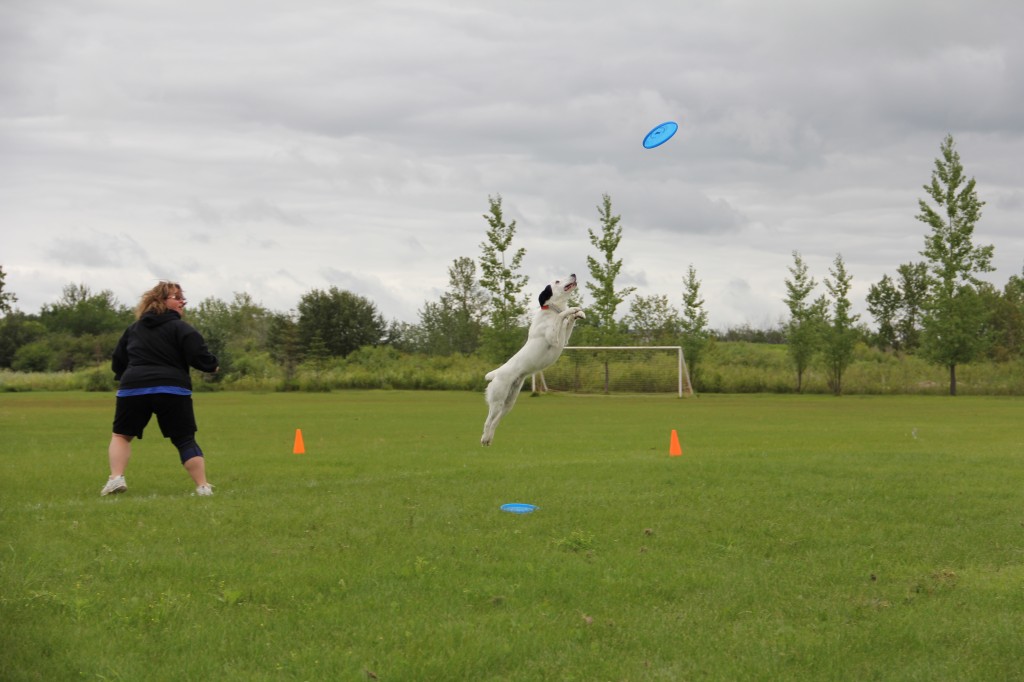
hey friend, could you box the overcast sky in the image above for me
[2,0,1022,330]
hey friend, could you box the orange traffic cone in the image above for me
[669,429,682,457]
[293,428,306,455]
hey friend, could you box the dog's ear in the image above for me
[538,285,553,307]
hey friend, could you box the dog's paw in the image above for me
[571,308,586,320]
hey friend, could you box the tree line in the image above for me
[782,135,1022,395]
[1,135,1020,395]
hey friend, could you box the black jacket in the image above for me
[111,311,219,391]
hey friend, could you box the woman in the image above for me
[101,281,219,497]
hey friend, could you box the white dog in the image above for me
[480,274,585,445]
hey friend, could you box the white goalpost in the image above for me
[535,346,693,397]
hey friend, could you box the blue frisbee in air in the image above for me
[500,503,538,514]
[642,121,679,149]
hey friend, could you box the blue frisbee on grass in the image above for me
[500,503,538,514]
[642,121,679,149]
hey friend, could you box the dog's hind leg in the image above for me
[502,375,526,414]
[481,405,500,446]
[480,375,526,446]
[481,378,505,446]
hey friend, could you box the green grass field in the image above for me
[2,391,1023,681]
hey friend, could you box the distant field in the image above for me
[2,391,1023,680]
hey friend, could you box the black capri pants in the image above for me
[112,393,198,440]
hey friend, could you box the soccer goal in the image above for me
[536,346,693,397]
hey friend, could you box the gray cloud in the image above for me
[2,0,1022,330]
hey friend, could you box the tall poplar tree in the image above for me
[916,134,994,395]
[584,194,635,344]
[821,254,859,396]
[478,194,529,361]
[680,264,711,389]
[783,251,824,392]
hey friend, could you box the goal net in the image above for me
[536,346,693,397]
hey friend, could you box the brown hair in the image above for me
[134,281,184,319]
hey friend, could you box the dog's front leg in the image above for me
[556,308,585,346]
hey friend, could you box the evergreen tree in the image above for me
[916,134,994,395]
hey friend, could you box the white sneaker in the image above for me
[195,484,214,497]
[101,475,127,496]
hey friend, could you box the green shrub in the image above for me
[0,343,1021,395]
[81,367,115,392]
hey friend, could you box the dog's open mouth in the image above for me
[564,277,577,292]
